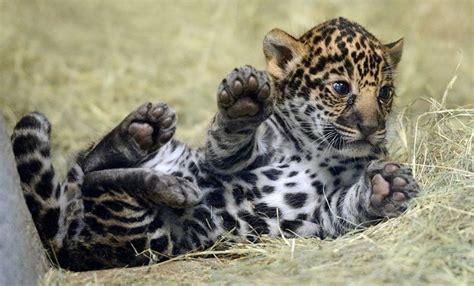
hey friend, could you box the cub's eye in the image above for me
[379,86,393,101]
[332,81,351,96]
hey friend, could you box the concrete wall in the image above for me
[0,115,49,286]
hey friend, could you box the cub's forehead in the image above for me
[298,17,390,81]
[300,17,383,51]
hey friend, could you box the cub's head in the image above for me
[263,17,403,157]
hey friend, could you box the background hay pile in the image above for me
[0,0,472,284]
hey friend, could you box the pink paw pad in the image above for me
[366,160,420,217]
[123,102,177,154]
[218,65,272,121]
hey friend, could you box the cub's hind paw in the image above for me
[121,102,176,154]
[366,160,420,217]
[217,65,272,124]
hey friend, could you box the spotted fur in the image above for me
[11,18,419,271]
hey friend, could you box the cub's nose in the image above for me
[357,123,378,137]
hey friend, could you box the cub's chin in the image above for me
[335,140,386,158]
[330,137,385,158]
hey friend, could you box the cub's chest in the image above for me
[263,156,367,192]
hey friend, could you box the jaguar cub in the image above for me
[11,17,419,271]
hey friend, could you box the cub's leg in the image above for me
[205,65,273,173]
[83,168,202,208]
[78,102,203,206]
[71,168,203,270]
[71,168,211,270]
[320,160,420,236]
[81,102,176,173]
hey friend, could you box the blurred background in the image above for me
[0,0,472,171]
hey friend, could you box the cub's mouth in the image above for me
[322,124,382,151]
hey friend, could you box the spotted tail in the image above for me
[11,112,83,256]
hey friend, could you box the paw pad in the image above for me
[366,160,420,217]
[122,102,177,153]
[217,65,272,121]
[128,122,154,151]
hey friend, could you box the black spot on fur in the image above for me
[149,215,164,230]
[24,194,40,220]
[220,211,240,233]
[281,220,303,232]
[290,155,302,163]
[205,190,226,208]
[150,236,169,253]
[251,187,262,199]
[186,220,208,236]
[40,147,50,158]
[262,185,275,194]
[296,213,308,220]
[232,185,245,205]
[246,154,272,170]
[197,175,223,189]
[41,208,60,239]
[12,134,43,156]
[36,170,55,200]
[238,210,269,234]
[288,171,298,178]
[66,167,80,182]
[16,160,42,185]
[171,171,183,177]
[328,166,346,176]
[14,115,46,130]
[312,181,325,195]
[262,169,283,181]
[254,203,279,218]
[193,207,216,230]
[304,104,316,116]
[246,189,256,201]
[284,193,308,208]
[238,171,258,185]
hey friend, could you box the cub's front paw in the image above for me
[365,160,420,217]
[121,102,176,154]
[217,65,272,124]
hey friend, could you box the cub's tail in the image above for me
[11,112,83,257]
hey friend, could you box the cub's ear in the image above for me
[384,38,404,68]
[263,29,308,79]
